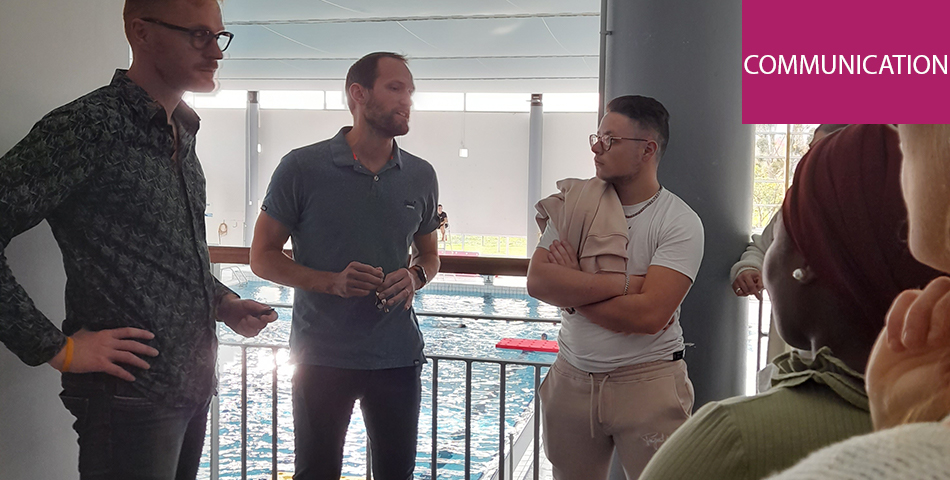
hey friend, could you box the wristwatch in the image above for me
[410,264,427,289]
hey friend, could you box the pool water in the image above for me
[201,276,560,480]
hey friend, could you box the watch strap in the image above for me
[410,264,427,288]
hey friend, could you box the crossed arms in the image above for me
[526,240,693,335]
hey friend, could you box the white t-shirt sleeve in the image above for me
[651,211,704,282]
[536,221,560,251]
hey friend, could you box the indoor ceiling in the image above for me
[217,0,601,93]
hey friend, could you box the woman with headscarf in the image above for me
[639,124,941,480]
[767,124,950,480]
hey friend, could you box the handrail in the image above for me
[254,303,561,324]
[216,341,551,480]
[209,246,529,277]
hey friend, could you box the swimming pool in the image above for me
[200,274,560,480]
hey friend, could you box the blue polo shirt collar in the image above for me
[329,126,404,173]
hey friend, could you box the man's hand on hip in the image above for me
[331,261,384,298]
[378,268,416,311]
[48,327,159,382]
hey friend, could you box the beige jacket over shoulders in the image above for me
[534,177,628,274]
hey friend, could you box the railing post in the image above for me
[533,366,542,480]
[465,360,473,479]
[498,363,507,480]
[431,359,439,480]
[211,394,219,480]
[757,297,765,372]
[211,319,220,480]
[272,347,279,480]
[241,346,248,480]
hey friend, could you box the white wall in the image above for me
[257,109,353,199]
[196,107,597,246]
[0,1,128,478]
[540,113,598,195]
[402,112,531,236]
[196,109,247,246]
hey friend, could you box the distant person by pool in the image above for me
[438,204,449,242]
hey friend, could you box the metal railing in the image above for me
[211,308,556,480]
[209,247,545,480]
[427,354,549,480]
[756,297,766,372]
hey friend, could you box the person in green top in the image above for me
[639,124,942,480]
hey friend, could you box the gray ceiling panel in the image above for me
[218,56,598,81]
[223,0,599,21]
[217,0,601,92]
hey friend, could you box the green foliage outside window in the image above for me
[752,124,818,230]
[441,234,528,257]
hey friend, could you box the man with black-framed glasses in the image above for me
[0,1,274,479]
[527,95,704,479]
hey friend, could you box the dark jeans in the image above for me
[292,364,422,480]
[59,373,211,480]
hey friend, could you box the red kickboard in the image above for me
[495,338,559,353]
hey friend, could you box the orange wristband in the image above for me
[61,337,75,373]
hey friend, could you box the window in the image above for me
[325,91,347,110]
[259,91,324,110]
[412,92,465,111]
[752,124,818,230]
[465,93,531,112]
[541,93,599,113]
[188,90,247,109]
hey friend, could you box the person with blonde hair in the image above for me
[0,1,277,478]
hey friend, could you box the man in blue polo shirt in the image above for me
[249,52,440,480]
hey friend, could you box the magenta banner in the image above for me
[742,0,950,123]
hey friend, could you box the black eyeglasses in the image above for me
[589,133,650,152]
[141,18,234,52]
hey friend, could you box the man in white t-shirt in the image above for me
[526,95,704,480]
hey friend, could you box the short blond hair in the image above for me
[123,0,221,29]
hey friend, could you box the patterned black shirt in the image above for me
[0,70,231,406]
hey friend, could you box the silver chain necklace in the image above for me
[624,187,663,219]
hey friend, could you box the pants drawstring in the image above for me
[588,373,611,438]
[589,373,595,439]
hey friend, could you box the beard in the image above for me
[596,158,642,185]
[364,97,409,137]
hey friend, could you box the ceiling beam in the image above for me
[227,12,599,26]
[218,76,598,81]
[225,54,598,61]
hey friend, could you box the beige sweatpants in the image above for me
[538,355,694,480]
